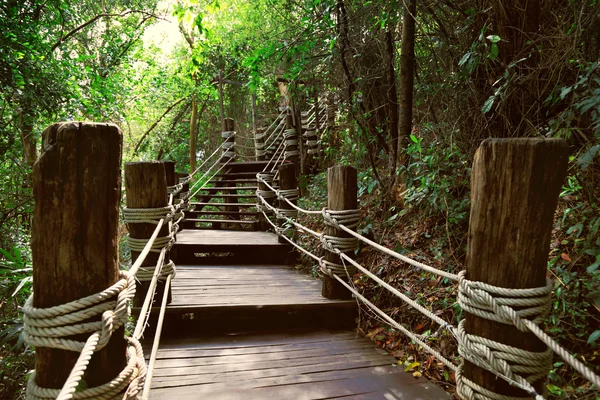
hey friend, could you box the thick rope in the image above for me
[23,271,146,400]
[455,271,600,399]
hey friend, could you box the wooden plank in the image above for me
[191,202,256,207]
[175,230,280,245]
[149,366,400,397]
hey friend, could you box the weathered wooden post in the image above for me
[462,138,568,398]
[284,113,299,172]
[322,165,357,300]
[257,171,276,231]
[277,163,297,244]
[125,161,171,307]
[290,99,305,175]
[176,171,190,206]
[31,122,126,388]
[255,127,266,161]
[222,117,236,163]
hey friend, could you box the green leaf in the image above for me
[587,330,600,345]
[481,96,495,113]
[559,86,573,100]
[404,361,420,372]
[578,145,600,171]
[489,43,498,59]
[458,52,471,67]
[410,134,419,144]
[486,35,501,43]
[587,255,600,273]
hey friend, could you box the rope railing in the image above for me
[22,184,187,399]
[254,174,600,400]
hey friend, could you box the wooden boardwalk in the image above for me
[142,160,449,399]
[148,331,445,399]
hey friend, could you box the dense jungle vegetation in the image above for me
[1,0,599,398]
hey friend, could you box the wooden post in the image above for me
[124,161,171,307]
[255,127,266,161]
[464,138,569,397]
[322,165,357,300]
[251,93,259,161]
[222,117,236,163]
[32,122,126,388]
[284,113,299,172]
[176,171,190,204]
[291,99,305,175]
[257,172,276,231]
[219,118,238,224]
[277,163,297,244]
[164,160,176,190]
[218,70,226,132]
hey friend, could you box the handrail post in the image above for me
[124,161,171,306]
[462,138,568,397]
[257,171,276,231]
[284,113,299,173]
[255,127,266,161]
[31,122,126,388]
[277,163,297,244]
[322,165,357,300]
[219,118,239,223]
[222,117,236,163]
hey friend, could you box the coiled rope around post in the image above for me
[318,209,361,277]
[23,271,146,400]
[455,271,600,400]
[123,206,180,281]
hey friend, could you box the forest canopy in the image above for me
[1,0,599,398]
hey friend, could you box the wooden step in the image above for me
[208,179,258,185]
[196,193,256,198]
[171,230,294,265]
[199,186,258,191]
[216,172,260,178]
[185,218,257,225]
[187,210,259,216]
[191,202,256,208]
[145,330,448,399]
[144,265,356,335]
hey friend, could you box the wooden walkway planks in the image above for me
[147,330,448,400]
[175,229,280,246]
[168,265,354,309]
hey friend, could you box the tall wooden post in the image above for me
[176,171,190,204]
[284,113,299,172]
[255,127,266,161]
[322,165,357,300]
[220,118,238,223]
[124,161,171,307]
[251,93,259,161]
[218,70,226,132]
[257,172,276,231]
[464,138,568,397]
[222,117,236,163]
[32,122,126,388]
[290,98,305,175]
[277,163,297,244]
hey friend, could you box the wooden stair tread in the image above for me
[185,219,257,225]
[191,202,256,207]
[197,194,256,198]
[199,186,258,191]
[187,211,259,216]
[146,329,448,399]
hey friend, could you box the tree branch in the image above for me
[134,97,186,153]
[50,10,161,52]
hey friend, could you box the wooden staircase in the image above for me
[142,160,449,399]
[181,161,272,231]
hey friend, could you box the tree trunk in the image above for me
[18,103,37,167]
[397,0,416,167]
[386,25,400,182]
[189,91,198,173]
